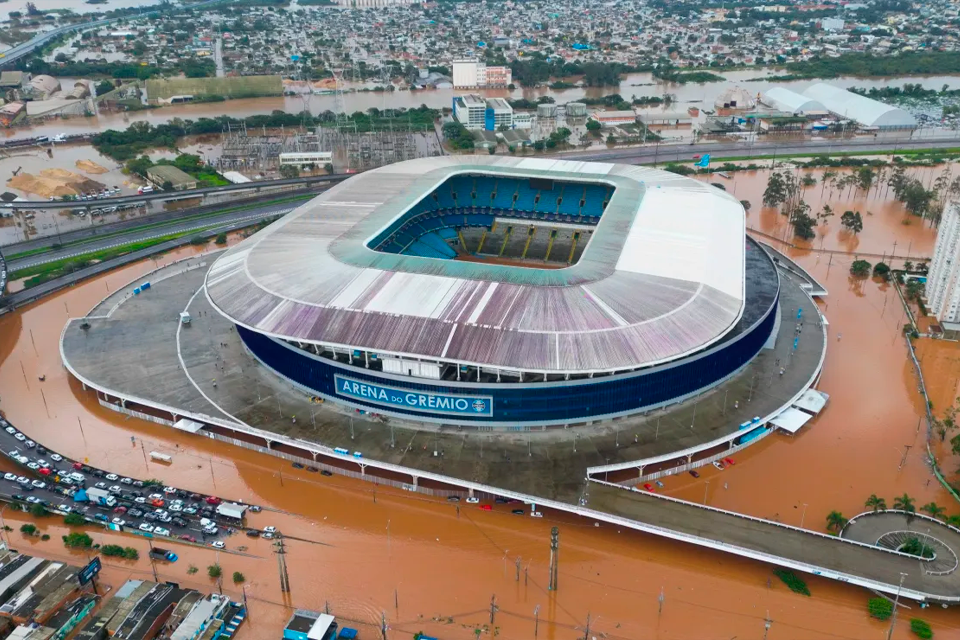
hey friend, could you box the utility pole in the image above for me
[146,540,159,582]
[898,445,912,470]
[381,611,387,640]
[275,534,291,593]
[489,594,497,625]
[534,605,540,637]
[583,612,591,640]
[658,586,664,616]
[763,611,772,640]
[887,573,907,640]
[515,556,521,581]
[548,527,560,591]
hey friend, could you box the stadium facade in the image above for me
[206,157,780,427]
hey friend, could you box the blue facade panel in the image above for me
[484,108,495,131]
[237,295,778,426]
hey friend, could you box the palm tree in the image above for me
[946,514,960,528]
[826,510,848,533]
[865,494,887,512]
[922,502,946,520]
[893,494,916,513]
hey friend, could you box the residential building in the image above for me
[926,202,960,324]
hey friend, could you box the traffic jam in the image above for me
[0,415,269,550]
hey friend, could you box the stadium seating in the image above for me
[418,232,457,258]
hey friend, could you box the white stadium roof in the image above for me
[762,87,826,114]
[205,157,747,374]
[802,83,917,128]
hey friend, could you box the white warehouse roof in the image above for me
[762,88,826,114]
[802,83,916,128]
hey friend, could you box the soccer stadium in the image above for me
[204,157,781,427]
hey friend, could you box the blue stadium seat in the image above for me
[418,232,457,257]
[492,180,516,209]
[403,241,450,259]
[513,182,537,212]
[419,217,443,232]
[437,228,458,240]
[474,177,495,204]
[435,186,456,210]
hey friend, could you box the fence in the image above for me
[843,509,960,576]
[99,398,174,426]
[891,278,960,506]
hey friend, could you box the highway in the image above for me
[5,200,299,272]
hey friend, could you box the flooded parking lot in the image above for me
[2,166,960,637]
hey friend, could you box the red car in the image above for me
[723,458,736,466]
[480,504,493,511]
[643,483,655,491]
[205,496,221,505]
[38,468,51,476]
[689,470,700,478]
[113,506,127,514]
[72,462,83,470]
[150,498,164,508]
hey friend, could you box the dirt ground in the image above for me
[7,168,104,199]
[75,159,109,174]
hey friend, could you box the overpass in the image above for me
[0,174,350,211]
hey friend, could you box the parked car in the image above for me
[291,462,305,469]
[264,526,277,533]
[643,483,655,492]
[246,530,260,538]
[512,509,525,515]
[210,541,225,549]
[205,496,222,505]
[105,474,118,481]
[139,523,154,532]
[465,497,479,504]
[320,470,333,477]
[712,461,725,470]
[49,454,62,462]
[446,496,460,503]
[723,458,736,466]
[154,527,171,536]
[112,518,125,526]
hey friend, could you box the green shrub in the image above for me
[868,597,893,620]
[187,565,199,575]
[62,532,93,549]
[900,537,935,558]
[123,547,139,560]
[207,564,222,579]
[911,618,933,639]
[64,513,86,526]
[232,571,245,584]
[214,233,228,245]
[40,534,50,541]
[773,569,810,596]
[19,524,37,535]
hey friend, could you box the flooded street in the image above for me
[5,70,960,141]
[2,168,960,637]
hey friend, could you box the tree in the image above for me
[96,79,115,95]
[909,618,933,640]
[232,571,246,584]
[62,532,93,549]
[606,133,616,145]
[789,201,816,240]
[187,565,199,575]
[947,514,960,528]
[817,204,834,225]
[19,524,37,535]
[893,493,916,513]
[586,119,602,134]
[868,597,893,621]
[904,260,914,272]
[125,155,153,178]
[850,260,871,278]
[740,199,751,211]
[763,171,788,207]
[207,564,222,579]
[921,502,946,520]
[935,396,960,443]
[215,233,228,245]
[64,513,85,526]
[279,164,300,179]
[30,503,49,518]
[161,180,174,191]
[873,262,891,280]
[487,146,496,155]
[825,510,848,533]
[840,210,863,234]
[324,163,333,173]
[865,494,886,512]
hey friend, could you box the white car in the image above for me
[163,486,177,495]
[120,477,133,485]
[17,456,28,464]
[262,532,274,539]
[16,477,30,485]
[95,482,107,489]
[112,517,126,526]
[264,526,277,533]
[105,473,118,481]
[26,462,39,471]
[712,461,724,470]
[3,473,16,481]
[26,496,41,504]
[109,485,122,494]
[31,480,46,489]
[134,497,147,504]
[4,427,15,435]
[50,454,62,462]
[149,493,163,501]
[154,527,170,536]
[59,505,72,513]
[24,440,34,449]
[36,460,49,469]
[139,523,154,532]
[465,497,479,504]
[210,541,225,549]
[169,504,182,512]
[6,450,19,458]
[13,433,25,442]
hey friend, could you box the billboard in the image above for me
[77,557,102,586]
[334,375,493,417]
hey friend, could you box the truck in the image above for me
[150,451,173,463]
[82,488,116,508]
[148,547,178,562]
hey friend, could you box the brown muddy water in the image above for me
[1,176,960,638]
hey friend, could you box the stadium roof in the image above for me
[762,87,827,114]
[802,83,917,128]
[205,157,746,374]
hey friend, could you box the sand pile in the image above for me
[75,159,109,174]
[7,168,105,199]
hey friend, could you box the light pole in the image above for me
[800,503,808,529]
[703,480,710,505]
[886,572,907,640]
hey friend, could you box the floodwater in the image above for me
[1,0,160,20]
[2,175,960,637]
[7,70,960,141]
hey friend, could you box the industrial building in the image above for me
[925,202,960,325]
[590,110,638,128]
[145,165,198,191]
[761,88,828,116]
[451,59,512,89]
[453,94,513,131]
[205,156,779,427]
[802,82,917,130]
